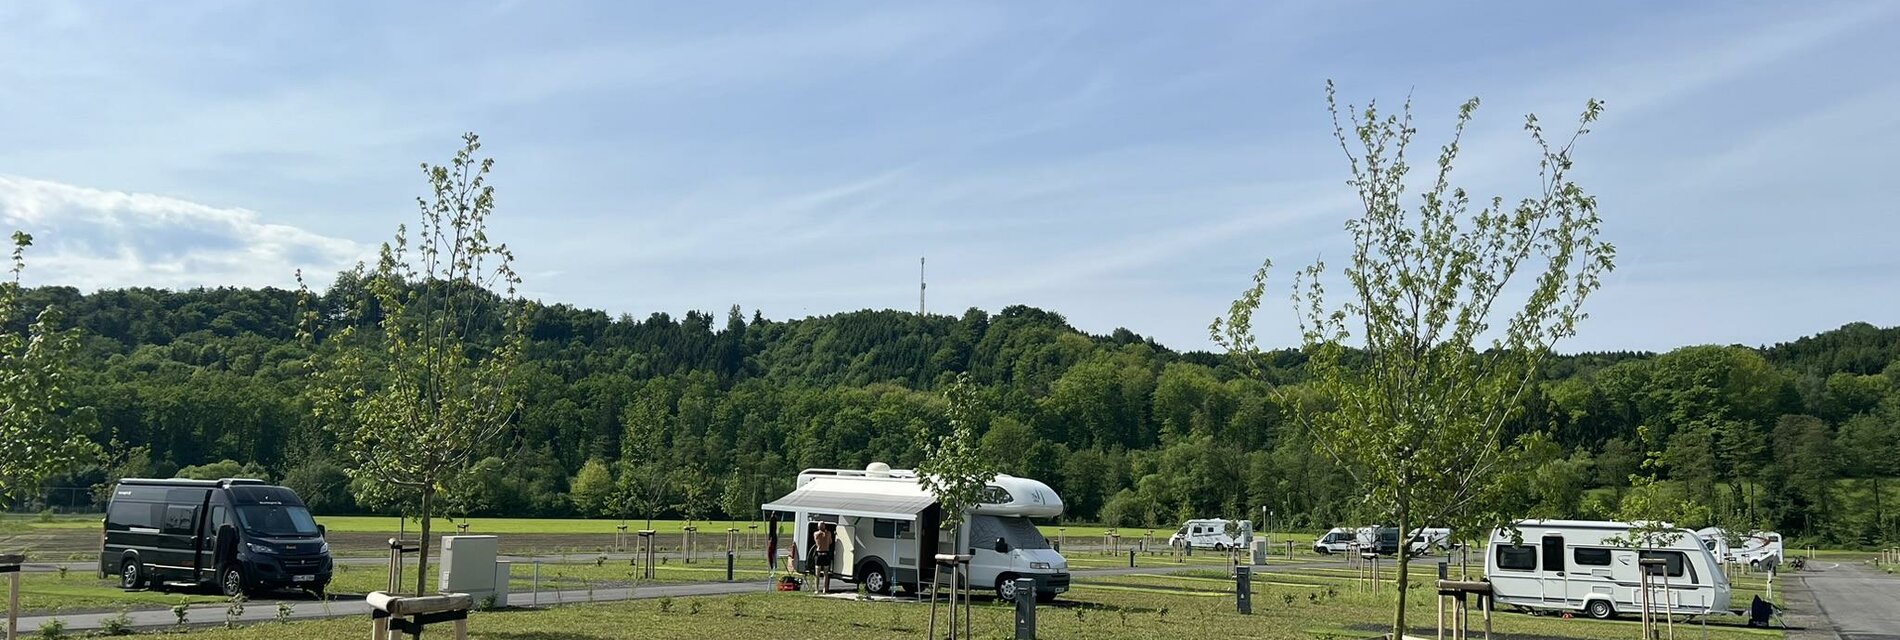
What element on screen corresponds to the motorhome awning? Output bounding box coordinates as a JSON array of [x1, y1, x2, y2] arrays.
[[761, 486, 934, 521]]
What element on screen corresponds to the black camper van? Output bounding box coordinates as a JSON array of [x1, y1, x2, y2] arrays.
[[100, 478, 332, 597]]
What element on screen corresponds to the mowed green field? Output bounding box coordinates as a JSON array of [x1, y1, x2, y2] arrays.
[[165, 568, 1785, 640]]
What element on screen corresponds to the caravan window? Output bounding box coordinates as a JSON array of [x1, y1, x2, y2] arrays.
[[1639, 550, 1689, 579], [1495, 545, 1537, 571], [970, 515, 1052, 550], [871, 519, 914, 540], [1574, 548, 1613, 566]]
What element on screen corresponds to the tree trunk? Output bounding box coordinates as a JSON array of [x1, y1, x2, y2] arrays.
[[1874, 477, 1884, 542], [417, 487, 434, 596], [1393, 493, 1410, 638]]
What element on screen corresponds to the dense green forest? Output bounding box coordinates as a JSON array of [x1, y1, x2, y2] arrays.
[[10, 283, 1900, 545]]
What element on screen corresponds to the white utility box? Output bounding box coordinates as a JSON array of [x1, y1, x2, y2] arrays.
[[1252, 539, 1268, 565], [438, 535, 501, 604], [492, 560, 511, 607]]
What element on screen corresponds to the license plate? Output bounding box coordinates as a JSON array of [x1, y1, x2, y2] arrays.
[[293, 575, 315, 582]]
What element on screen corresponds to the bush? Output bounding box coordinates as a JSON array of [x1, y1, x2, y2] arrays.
[[35, 618, 65, 639], [100, 609, 133, 635]]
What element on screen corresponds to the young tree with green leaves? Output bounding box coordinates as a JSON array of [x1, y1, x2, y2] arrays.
[[0, 232, 99, 510], [917, 372, 993, 638], [1213, 83, 1614, 635], [299, 133, 528, 595]]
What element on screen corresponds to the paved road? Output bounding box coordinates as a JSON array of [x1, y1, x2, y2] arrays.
[[1802, 562, 1900, 640], [10, 560, 1337, 633]]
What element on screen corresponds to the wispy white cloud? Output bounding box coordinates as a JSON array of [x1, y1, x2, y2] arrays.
[[0, 175, 365, 291]]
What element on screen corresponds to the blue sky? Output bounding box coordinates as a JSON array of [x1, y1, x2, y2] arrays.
[[1, 1, 1895, 352]]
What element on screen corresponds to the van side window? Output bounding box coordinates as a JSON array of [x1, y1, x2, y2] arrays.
[[107, 501, 157, 530], [1495, 544, 1537, 571], [163, 505, 198, 535], [1573, 548, 1613, 566]]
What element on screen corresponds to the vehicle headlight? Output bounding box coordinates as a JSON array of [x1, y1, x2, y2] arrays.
[[318, 541, 331, 554], [246, 542, 275, 555], [1030, 562, 1051, 570]]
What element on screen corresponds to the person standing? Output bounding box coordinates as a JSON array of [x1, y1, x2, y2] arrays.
[[812, 522, 837, 594]]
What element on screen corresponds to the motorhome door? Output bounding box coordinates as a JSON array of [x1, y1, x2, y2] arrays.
[[1539, 535, 1567, 604]]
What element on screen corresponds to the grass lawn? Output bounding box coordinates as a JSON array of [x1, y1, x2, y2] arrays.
[[166, 569, 1786, 640], [9, 572, 227, 615]]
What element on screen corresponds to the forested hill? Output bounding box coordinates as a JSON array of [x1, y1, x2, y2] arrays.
[[13, 284, 1900, 545]]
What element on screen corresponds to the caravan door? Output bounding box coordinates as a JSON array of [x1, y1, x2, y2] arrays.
[[1539, 535, 1568, 605]]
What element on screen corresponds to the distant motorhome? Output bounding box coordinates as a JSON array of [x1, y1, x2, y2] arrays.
[[1407, 527, 1456, 555], [1694, 528, 1784, 569], [1167, 518, 1252, 551], [1486, 520, 1731, 620], [100, 478, 332, 597], [763, 463, 1069, 602], [1313, 526, 1400, 555]]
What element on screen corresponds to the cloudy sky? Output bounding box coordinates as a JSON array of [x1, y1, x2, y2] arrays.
[[1, 1, 1895, 352]]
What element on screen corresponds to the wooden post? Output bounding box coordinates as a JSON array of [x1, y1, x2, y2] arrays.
[[5, 556, 22, 640]]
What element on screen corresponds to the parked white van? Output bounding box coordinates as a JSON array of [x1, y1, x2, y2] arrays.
[[1314, 526, 1379, 554], [763, 463, 1069, 602], [1168, 519, 1251, 551], [1486, 520, 1731, 620], [1694, 528, 1783, 568]]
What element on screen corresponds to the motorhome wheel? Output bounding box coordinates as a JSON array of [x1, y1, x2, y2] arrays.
[[119, 559, 144, 590], [220, 565, 247, 597], [1585, 599, 1615, 620], [995, 574, 1020, 601], [859, 561, 891, 595]]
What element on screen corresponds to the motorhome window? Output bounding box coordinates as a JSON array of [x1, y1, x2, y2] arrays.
[[1495, 545, 1537, 571], [979, 486, 1012, 504], [873, 519, 896, 539], [163, 506, 197, 534], [106, 501, 157, 530], [1540, 536, 1565, 572], [1573, 548, 1612, 566], [1639, 550, 1687, 578], [236, 504, 319, 537], [970, 515, 1052, 550], [896, 521, 913, 540]]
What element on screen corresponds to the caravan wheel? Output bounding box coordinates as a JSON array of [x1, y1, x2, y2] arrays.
[[1585, 600, 1615, 620]]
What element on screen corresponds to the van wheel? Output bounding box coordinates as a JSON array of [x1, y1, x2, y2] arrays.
[[220, 565, 248, 598], [995, 574, 1020, 601], [860, 561, 891, 595], [120, 560, 145, 590], [1585, 599, 1615, 620]]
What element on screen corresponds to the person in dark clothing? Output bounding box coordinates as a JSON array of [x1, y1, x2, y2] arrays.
[[812, 522, 837, 593]]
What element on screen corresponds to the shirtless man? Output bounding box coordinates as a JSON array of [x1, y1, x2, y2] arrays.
[[812, 522, 837, 593]]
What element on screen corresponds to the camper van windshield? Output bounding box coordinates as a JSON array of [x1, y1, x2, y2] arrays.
[[236, 505, 319, 537], [971, 515, 1052, 550]]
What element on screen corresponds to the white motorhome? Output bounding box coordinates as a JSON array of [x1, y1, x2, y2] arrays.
[[1486, 520, 1731, 620], [1314, 526, 1380, 555], [763, 463, 1069, 602], [1407, 527, 1456, 554], [1694, 528, 1784, 568], [1167, 519, 1252, 551]]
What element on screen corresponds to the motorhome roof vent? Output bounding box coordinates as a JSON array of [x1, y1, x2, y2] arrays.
[[865, 462, 892, 477]]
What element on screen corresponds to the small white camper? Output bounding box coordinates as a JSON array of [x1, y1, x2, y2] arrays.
[[1485, 520, 1731, 620], [763, 463, 1069, 602], [1167, 519, 1251, 550], [1314, 526, 1383, 554]]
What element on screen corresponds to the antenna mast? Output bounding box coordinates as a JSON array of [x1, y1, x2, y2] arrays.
[[919, 256, 927, 316]]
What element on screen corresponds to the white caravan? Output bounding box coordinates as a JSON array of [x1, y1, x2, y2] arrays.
[[1168, 519, 1252, 550], [763, 463, 1069, 602], [1486, 520, 1731, 620], [1694, 528, 1784, 568]]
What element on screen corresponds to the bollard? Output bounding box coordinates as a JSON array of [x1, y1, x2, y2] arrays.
[[727, 550, 736, 582], [1129, 549, 1136, 568], [1013, 577, 1038, 640], [1235, 565, 1253, 614], [3, 554, 23, 640]]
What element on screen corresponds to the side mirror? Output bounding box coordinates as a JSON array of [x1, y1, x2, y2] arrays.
[[993, 538, 1011, 553], [317, 524, 326, 537]]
